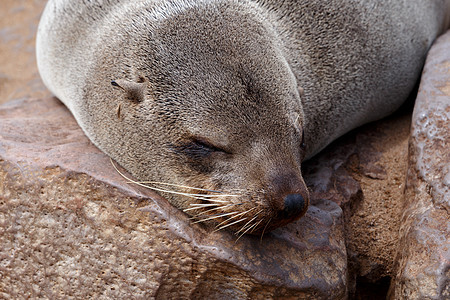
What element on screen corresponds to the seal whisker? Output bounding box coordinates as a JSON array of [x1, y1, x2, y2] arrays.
[[196, 197, 232, 203], [234, 213, 263, 241], [260, 217, 272, 242], [192, 211, 239, 224], [235, 216, 263, 242], [195, 203, 244, 216], [250, 218, 265, 234], [190, 197, 229, 203], [185, 203, 219, 208], [184, 202, 242, 213], [125, 181, 229, 194], [183, 204, 220, 212], [214, 217, 248, 232], [143, 185, 234, 199], [190, 193, 239, 198], [187, 203, 220, 207], [235, 210, 263, 235], [111, 159, 237, 199], [238, 207, 257, 217], [214, 207, 257, 230]]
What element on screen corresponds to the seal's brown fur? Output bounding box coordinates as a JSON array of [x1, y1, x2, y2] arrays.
[[36, 0, 450, 234]]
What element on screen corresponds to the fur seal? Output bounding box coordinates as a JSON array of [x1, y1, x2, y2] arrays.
[[36, 0, 450, 235]]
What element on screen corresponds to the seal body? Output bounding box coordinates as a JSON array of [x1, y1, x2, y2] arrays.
[[36, 0, 450, 234]]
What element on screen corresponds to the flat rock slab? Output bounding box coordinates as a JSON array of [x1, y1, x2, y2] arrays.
[[0, 97, 347, 298], [389, 30, 450, 300], [0, 0, 50, 104]]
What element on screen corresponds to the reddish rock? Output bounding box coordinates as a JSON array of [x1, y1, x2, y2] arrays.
[[389, 30, 450, 300], [302, 108, 410, 297], [0, 97, 347, 299], [0, 0, 50, 104]]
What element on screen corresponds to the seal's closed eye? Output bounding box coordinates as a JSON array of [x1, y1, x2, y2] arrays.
[[173, 138, 230, 160]]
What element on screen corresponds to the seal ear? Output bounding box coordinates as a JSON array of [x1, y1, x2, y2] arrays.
[[111, 79, 146, 103]]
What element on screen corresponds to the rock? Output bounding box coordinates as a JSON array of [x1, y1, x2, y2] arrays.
[[303, 137, 362, 208], [303, 108, 411, 298], [0, 97, 347, 299], [0, 0, 51, 104], [389, 30, 450, 300]]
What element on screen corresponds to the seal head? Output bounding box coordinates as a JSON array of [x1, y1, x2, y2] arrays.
[[101, 2, 310, 234]]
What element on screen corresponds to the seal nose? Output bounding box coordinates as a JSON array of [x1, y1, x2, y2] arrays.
[[281, 193, 307, 219]]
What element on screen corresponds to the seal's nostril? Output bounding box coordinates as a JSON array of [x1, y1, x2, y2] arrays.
[[282, 193, 307, 219]]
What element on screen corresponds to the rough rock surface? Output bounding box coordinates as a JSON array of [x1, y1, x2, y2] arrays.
[[0, 0, 50, 104], [388, 30, 450, 300], [302, 110, 411, 298], [0, 97, 348, 299]]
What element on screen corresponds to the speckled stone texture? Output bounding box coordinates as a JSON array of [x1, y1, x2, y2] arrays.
[[388, 30, 450, 300], [0, 97, 347, 299]]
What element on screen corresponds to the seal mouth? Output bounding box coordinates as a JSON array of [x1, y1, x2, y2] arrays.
[[111, 158, 309, 236], [185, 193, 267, 235], [248, 193, 310, 235], [185, 190, 310, 236]]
